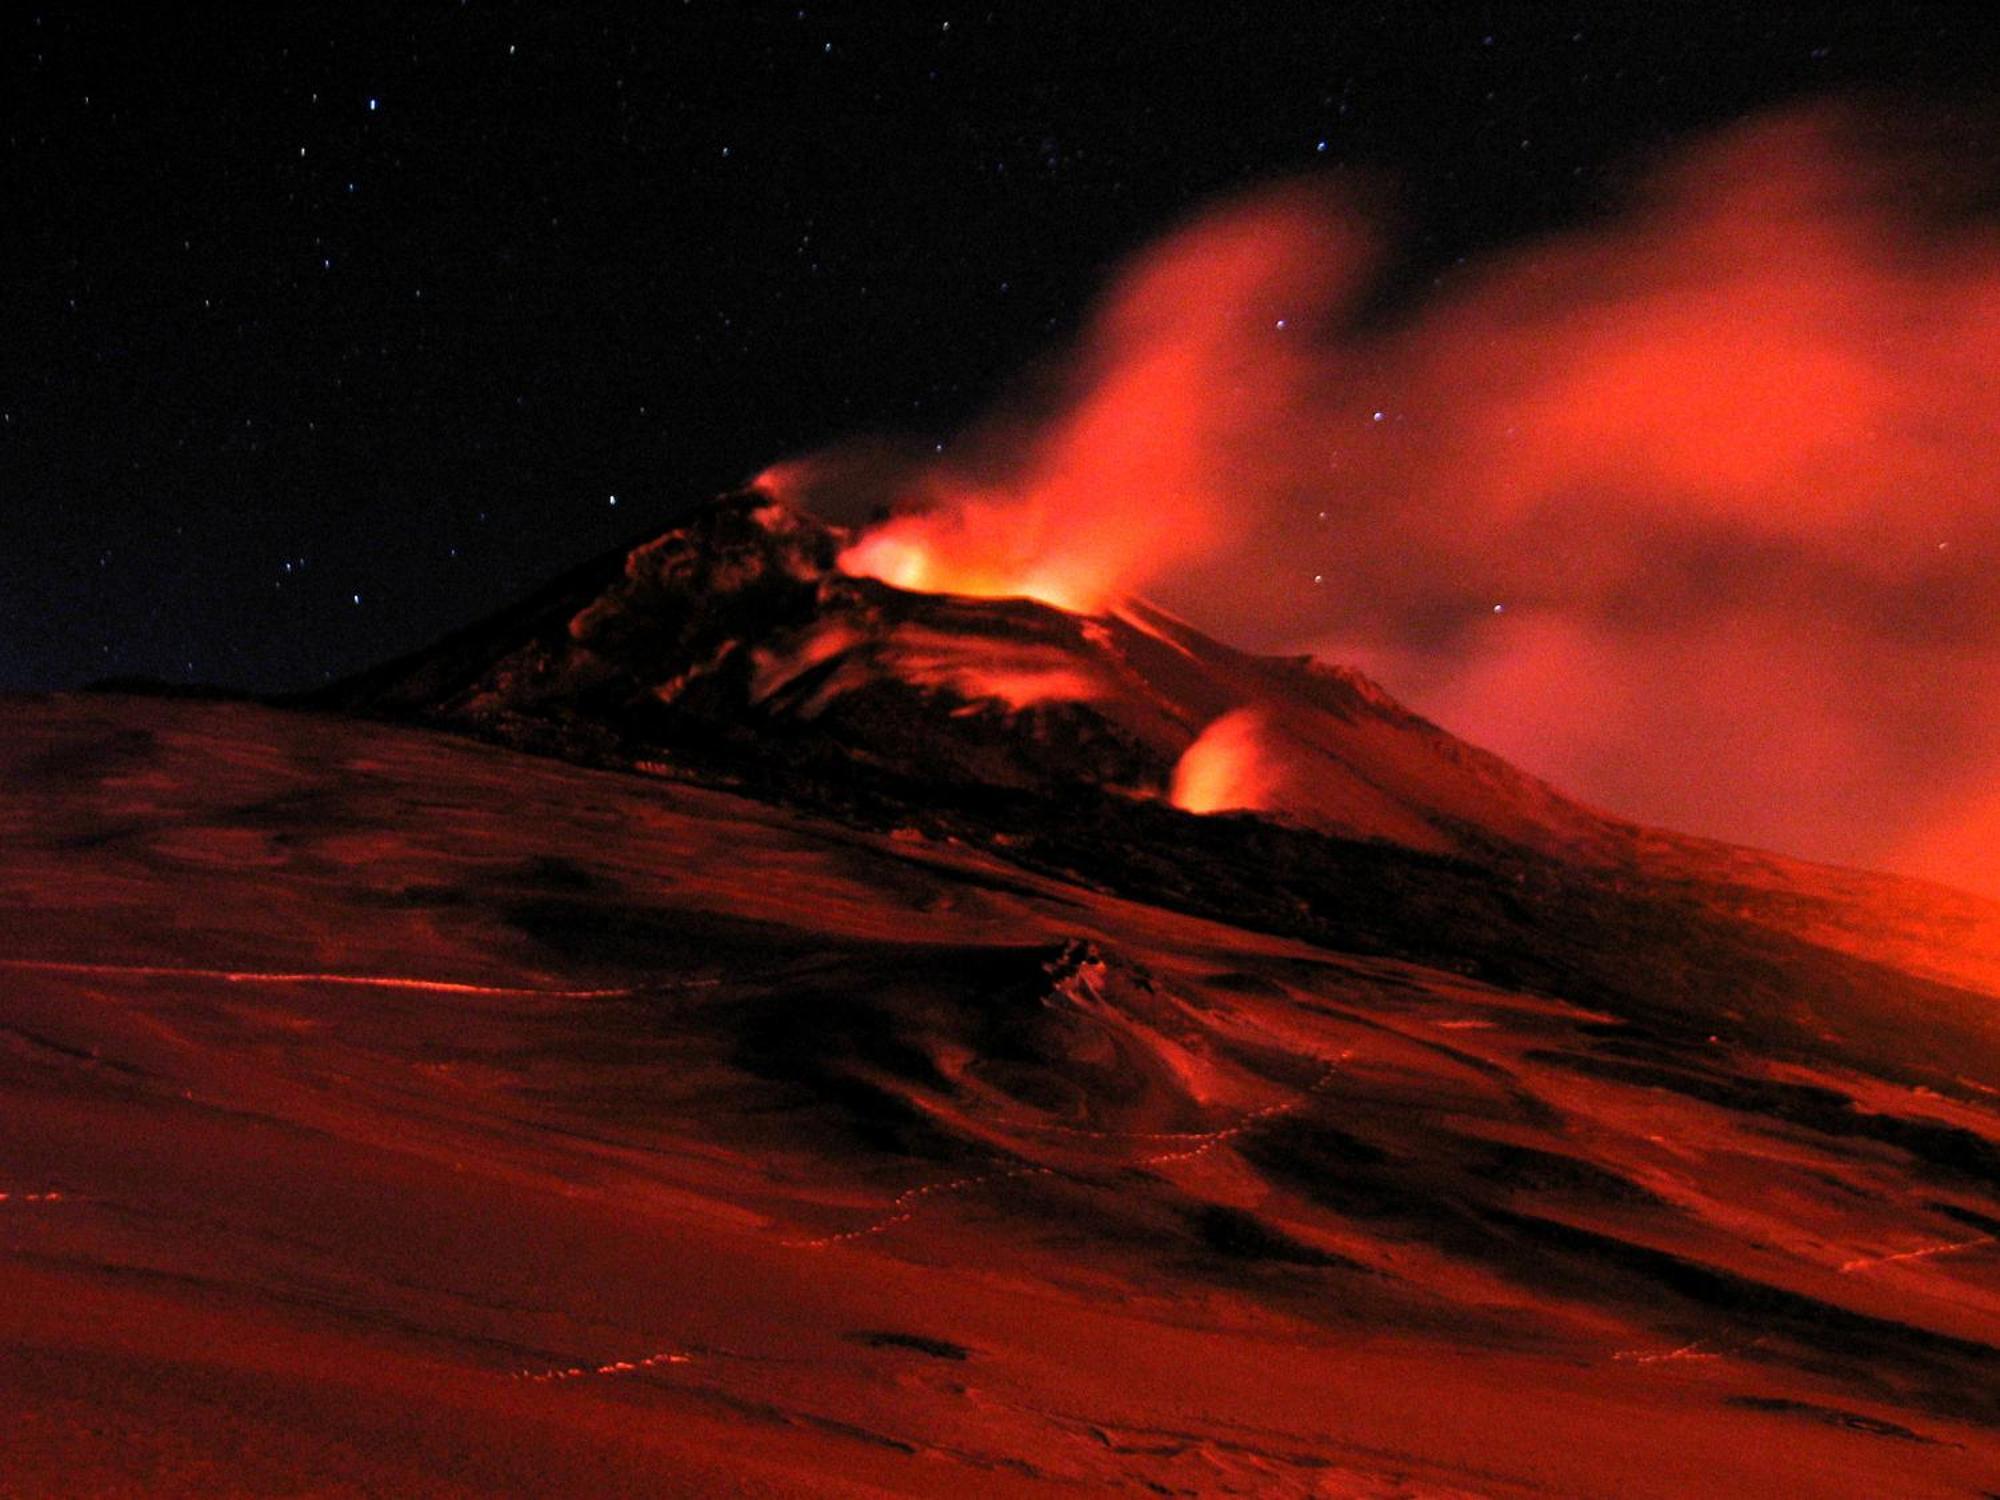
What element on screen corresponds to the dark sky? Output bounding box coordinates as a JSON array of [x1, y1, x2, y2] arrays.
[[5, 2, 1994, 693]]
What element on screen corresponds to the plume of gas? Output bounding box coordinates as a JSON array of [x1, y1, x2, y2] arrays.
[[813, 107, 2000, 896], [834, 186, 1376, 614]]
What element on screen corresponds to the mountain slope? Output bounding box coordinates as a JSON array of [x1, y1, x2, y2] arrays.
[[328, 490, 2000, 1080], [10, 489, 2000, 1493], [3, 693, 1998, 1496], [330, 490, 1623, 862]]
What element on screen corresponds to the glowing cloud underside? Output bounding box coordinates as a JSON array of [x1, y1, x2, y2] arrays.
[[812, 106, 2000, 897]]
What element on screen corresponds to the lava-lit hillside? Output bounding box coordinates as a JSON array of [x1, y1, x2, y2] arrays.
[[3, 499, 1999, 1495], [329, 491, 1620, 861]]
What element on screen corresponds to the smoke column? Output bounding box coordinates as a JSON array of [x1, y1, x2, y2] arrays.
[[813, 105, 2000, 899]]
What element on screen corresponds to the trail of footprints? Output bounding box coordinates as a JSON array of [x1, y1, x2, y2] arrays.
[[787, 1163, 1062, 1251], [1839, 1233, 1994, 1275], [789, 1053, 1352, 1251], [1133, 1056, 1349, 1167], [0, 956, 631, 1000], [512, 1349, 693, 1383]]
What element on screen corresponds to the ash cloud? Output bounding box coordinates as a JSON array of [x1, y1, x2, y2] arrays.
[[832, 105, 2000, 897]]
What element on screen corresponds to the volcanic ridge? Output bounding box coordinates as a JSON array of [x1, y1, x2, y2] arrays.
[[2, 490, 1998, 1496]]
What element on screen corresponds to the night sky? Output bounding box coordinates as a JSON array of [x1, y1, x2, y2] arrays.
[[6, 3, 1995, 694]]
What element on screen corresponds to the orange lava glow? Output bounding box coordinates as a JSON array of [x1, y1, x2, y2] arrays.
[[942, 666, 1102, 711], [816, 106, 2000, 897], [834, 187, 1369, 615], [837, 513, 1101, 615], [878, 623, 1105, 710], [1169, 709, 1285, 815]]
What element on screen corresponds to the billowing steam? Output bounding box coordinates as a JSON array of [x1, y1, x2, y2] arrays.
[[831, 186, 1371, 614], [779, 106, 2000, 898]]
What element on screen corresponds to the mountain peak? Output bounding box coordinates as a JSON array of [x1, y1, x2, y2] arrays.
[[331, 488, 1624, 861]]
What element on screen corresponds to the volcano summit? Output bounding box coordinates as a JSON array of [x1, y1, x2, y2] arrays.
[[335, 491, 1621, 861], [3, 492, 1999, 1496]]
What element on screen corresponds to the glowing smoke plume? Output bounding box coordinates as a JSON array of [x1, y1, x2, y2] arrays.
[[833, 186, 1373, 614], [809, 105, 2000, 898]]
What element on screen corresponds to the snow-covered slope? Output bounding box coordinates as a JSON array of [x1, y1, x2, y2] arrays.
[[11, 493, 2000, 1494], [4, 695, 1998, 1496]]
